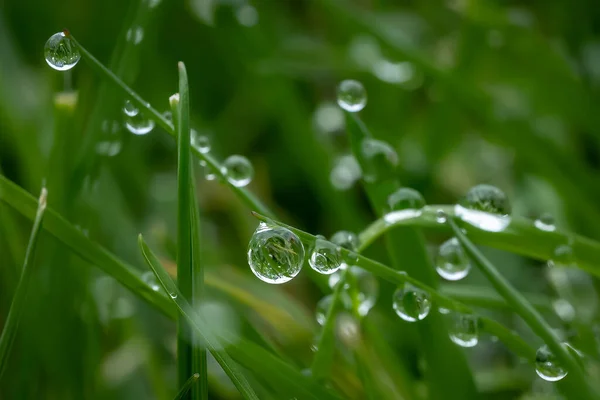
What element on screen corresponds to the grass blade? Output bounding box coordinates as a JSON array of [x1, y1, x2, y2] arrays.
[[448, 218, 596, 399], [0, 187, 47, 379], [174, 373, 200, 400]]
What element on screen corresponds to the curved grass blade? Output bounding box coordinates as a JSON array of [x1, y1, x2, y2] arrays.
[[0, 187, 47, 379], [448, 218, 596, 400], [174, 373, 200, 400]]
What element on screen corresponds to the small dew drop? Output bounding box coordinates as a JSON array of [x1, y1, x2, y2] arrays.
[[336, 80, 367, 112], [535, 344, 568, 382], [330, 230, 359, 252], [435, 237, 471, 281], [342, 266, 379, 317], [360, 138, 399, 183], [455, 184, 511, 232], [163, 111, 173, 122], [392, 283, 431, 322], [336, 313, 361, 348], [236, 4, 258, 27], [534, 213, 556, 232], [141, 271, 161, 292], [316, 295, 333, 325], [435, 210, 448, 224], [44, 32, 81, 71], [123, 100, 139, 117], [169, 292, 178, 299], [96, 120, 122, 157], [387, 187, 425, 211], [438, 306, 451, 314], [448, 312, 479, 347], [309, 239, 342, 275], [330, 155, 362, 191], [191, 129, 211, 154], [222, 155, 254, 187], [247, 223, 305, 284], [126, 26, 144, 45], [125, 113, 155, 135]]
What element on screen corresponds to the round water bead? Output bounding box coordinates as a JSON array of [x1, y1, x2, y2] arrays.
[[342, 266, 379, 317], [387, 187, 425, 211], [247, 223, 305, 284], [336, 80, 367, 112], [163, 111, 173, 122], [535, 345, 568, 382], [534, 213, 555, 232], [44, 32, 80, 71], [448, 312, 479, 347], [125, 113, 155, 135], [191, 130, 211, 154], [316, 295, 333, 325], [330, 230, 359, 252], [222, 155, 254, 187], [455, 184, 511, 232], [392, 283, 431, 322], [142, 271, 160, 292], [435, 237, 471, 281], [360, 138, 399, 183], [309, 238, 342, 275], [199, 160, 217, 181], [123, 100, 139, 117], [435, 210, 448, 224]]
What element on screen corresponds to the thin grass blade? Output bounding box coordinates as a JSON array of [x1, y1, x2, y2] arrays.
[[174, 373, 200, 400]]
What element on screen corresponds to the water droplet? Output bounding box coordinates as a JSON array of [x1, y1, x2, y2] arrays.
[[330, 231, 359, 252], [309, 239, 342, 275], [330, 155, 361, 191], [126, 26, 144, 45], [236, 4, 258, 27], [552, 298, 576, 322], [448, 312, 479, 347], [199, 161, 217, 181], [191, 130, 211, 154], [125, 113, 155, 135], [534, 213, 556, 232], [535, 345, 568, 381], [342, 266, 379, 317], [170, 292, 178, 299], [435, 237, 471, 281], [438, 306, 451, 314], [123, 100, 139, 117], [392, 283, 431, 322], [44, 32, 80, 71], [550, 244, 574, 266], [455, 185, 511, 232], [222, 155, 254, 187], [387, 187, 425, 211], [163, 111, 173, 122], [96, 120, 122, 157], [336, 80, 367, 112], [316, 295, 333, 325], [372, 60, 415, 85], [247, 223, 305, 284], [336, 313, 360, 348], [142, 271, 161, 292], [383, 209, 422, 225], [360, 138, 399, 183], [435, 210, 448, 223]]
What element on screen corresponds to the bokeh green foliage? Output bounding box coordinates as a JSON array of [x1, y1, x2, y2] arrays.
[[1, 0, 600, 399]]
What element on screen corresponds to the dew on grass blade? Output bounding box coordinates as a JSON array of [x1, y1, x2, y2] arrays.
[[163, 111, 172, 122], [392, 283, 431, 322], [336, 313, 360, 348], [436, 210, 448, 223], [247, 223, 305, 284], [222, 155, 254, 187], [387, 187, 425, 211], [191, 129, 211, 153], [45, 32, 80, 71], [336, 80, 367, 112], [309, 238, 342, 275], [342, 266, 379, 317], [435, 237, 471, 281], [330, 230, 359, 252], [455, 184, 511, 232], [330, 155, 361, 190], [535, 344, 568, 382], [448, 312, 479, 347], [360, 138, 399, 183], [534, 213, 556, 232], [141, 271, 161, 292], [316, 295, 333, 325], [123, 100, 139, 117], [96, 120, 122, 157], [125, 112, 155, 135], [169, 292, 178, 299]]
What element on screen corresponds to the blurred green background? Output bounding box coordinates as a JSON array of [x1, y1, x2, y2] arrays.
[[1, 0, 600, 399]]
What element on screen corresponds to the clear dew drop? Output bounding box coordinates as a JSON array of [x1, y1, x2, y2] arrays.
[[330, 230, 359, 252], [387, 187, 425, 211], [191, 129, 211, 154], [163, 111, 173, 122], [330, 155, 362, 191], [392, 283, 431, 322], [141, 271, 161, 292], [123, 100, 139, 117], [360, 138, 399, 183], [222, 155, 254, 187], [341, 266, 379, 317], [534, 213, 556, 232], [448, 312, 479, 347], [455, 184, 511, 232], [169, 292, 178, 299], [309, 239, 342, 275], [125, 112, 155, 135], [435, 237, 471, 281], [535, 344, 568, 382], [435, 209, 448, 224], [336, 80, 367, 112], [316, 295, 333, 325], [247, 223, 305, 284], [44, 32, 81, 71]]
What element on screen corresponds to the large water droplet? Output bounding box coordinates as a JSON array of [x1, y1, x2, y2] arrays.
[[448, 312, 479, 347], [435, 237, 471, 281], [309, 238, 342, 275], [387, 187, 425, 211], [316, 295, 333, 325], [247, 223, 305, 284], [342, 266, 379, 317], [360, 138, 399, 183], [455, 184, 511, 232], [123, 100, 139, 117], [191, 130, 211, 154], [125, 113, 155, 135], [330, 230, 359, 252], [336, 80, 367, 112], [44, 32, 80, 71], [222, 155, 254, 187], [142, 271, 161, 292], [535, 345, 568, 382], [392, 283, 431, 322], [534, 213, 556, 232]]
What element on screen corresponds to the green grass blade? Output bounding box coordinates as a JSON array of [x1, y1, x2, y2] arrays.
[[68, 33, 273, 218], [448, 218, 596, 399], [0, 187, 47, 379], [174, 373, 200, 400]]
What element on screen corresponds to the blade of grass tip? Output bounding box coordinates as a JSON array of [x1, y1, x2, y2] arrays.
[[174, 373, 200, 400], [448, 218, 596, 400], [138, 234, 259, 400], [0, 187, 47, 379], [68, 33, 273, 218]]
